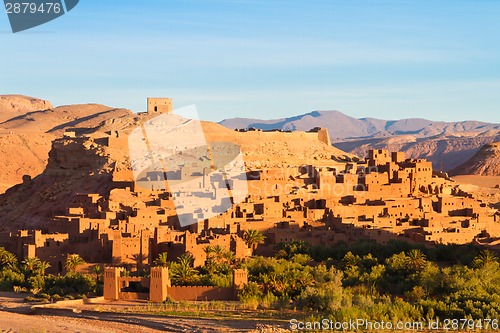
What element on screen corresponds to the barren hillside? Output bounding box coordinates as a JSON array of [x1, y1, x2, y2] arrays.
[[0, 95, 53, 122], [0, 95, 132, 193], [450, 142, 500, 176]]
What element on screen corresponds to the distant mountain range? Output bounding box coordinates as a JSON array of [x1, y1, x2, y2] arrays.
[[219, 110, 500, 172], [220, 110, 500, 140]]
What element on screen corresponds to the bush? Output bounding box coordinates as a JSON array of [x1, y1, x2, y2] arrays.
[[0, 269, 25, 291], [241, 296, 260, 310], [24, 295, 49, 303], [44, 272, 96, 297], [297, 280, 345, 313], [260, 292, 278, 309], [238, 281, 263, 301]]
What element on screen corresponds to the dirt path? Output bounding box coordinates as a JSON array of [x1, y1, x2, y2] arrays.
[[0, 309, 290, 333], [0, 310, 158, 333]]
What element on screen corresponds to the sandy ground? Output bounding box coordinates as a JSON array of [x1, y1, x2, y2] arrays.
[[0, 293, 290, 333], [0, 311, 288, 333], [452, 175, 500, 188], [451, 175, 500, 209], [0, 311, 158, 333]]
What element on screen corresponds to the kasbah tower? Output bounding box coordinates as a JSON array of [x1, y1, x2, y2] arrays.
[[147, 97, 173, 113]]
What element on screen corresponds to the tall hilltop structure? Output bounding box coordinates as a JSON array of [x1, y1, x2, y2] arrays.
[[147, 97, 173, 114], [0, 98, 499, 280]]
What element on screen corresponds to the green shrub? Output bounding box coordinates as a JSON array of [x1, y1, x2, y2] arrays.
[[44, 272, 96, 297]]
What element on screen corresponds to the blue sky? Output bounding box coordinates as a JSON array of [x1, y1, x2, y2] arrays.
[[1, 0, 500, 122]]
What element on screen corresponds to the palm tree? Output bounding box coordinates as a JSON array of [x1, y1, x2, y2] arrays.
[[296, 270, 314, 289], [204, 244, 236, 275], [37, 261, 51, 276], [264, 272, 287, 296], [92, 265, 102, 282], [473, 250, 498, 268], [211, 245, 234, 264], [342, 251, 361, 269], [222, 248, 236, 264], [406, 249, 427, 272], [154, 252, 169, 267], [22, 257, 41, 276], [0, 248, 18, 270], [212, 245, 226, 262], [65, 254, 86, 273], [171, 253, 198, 286], [243, 229, 266, 254]]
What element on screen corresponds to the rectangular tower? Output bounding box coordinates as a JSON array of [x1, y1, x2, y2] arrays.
[[103, 267, 123, 300], [147, 98, 173, 113], [149, 267, 170, 302]]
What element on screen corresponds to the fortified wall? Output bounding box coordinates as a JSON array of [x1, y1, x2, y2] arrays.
[[103, 267, 247, 302]]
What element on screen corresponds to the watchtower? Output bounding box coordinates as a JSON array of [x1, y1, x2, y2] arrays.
[[103, 267, 123, 300], [147, 98, 173, 114], [233, 268, 248, 288], [149, 267, 170, 302]]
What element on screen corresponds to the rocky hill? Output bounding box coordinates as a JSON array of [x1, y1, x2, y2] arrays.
[[0, 95, 53, 121], [0, 95, 132, 193], [450, 142, 500, 176], [0, 136, 116, 231], [1, 103, 131, 135], [220, 110, 500, 171]]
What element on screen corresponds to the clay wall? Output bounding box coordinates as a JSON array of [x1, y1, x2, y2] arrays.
[[426, 230, 478, 245], [317, 172, 337, 189], [362, 172, 389, 185], [73, 239, 108, 263], [385, 199, 421, 218], [438, 196, 480, 215], [419, 197, 433, 213], [364, 182, 411, 197], [166, 286, 236, 301], [368, 149, 391, 166], [111, 230, 150, 267], [215, 129, 332, 150], [237, 220, 282, 232], [391, 151, 406, 163], [155, 227, 185, 244], [316, 181, 357, 198]]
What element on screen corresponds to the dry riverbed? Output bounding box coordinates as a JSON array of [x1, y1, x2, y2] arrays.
[[0, 293, 290, 333]]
